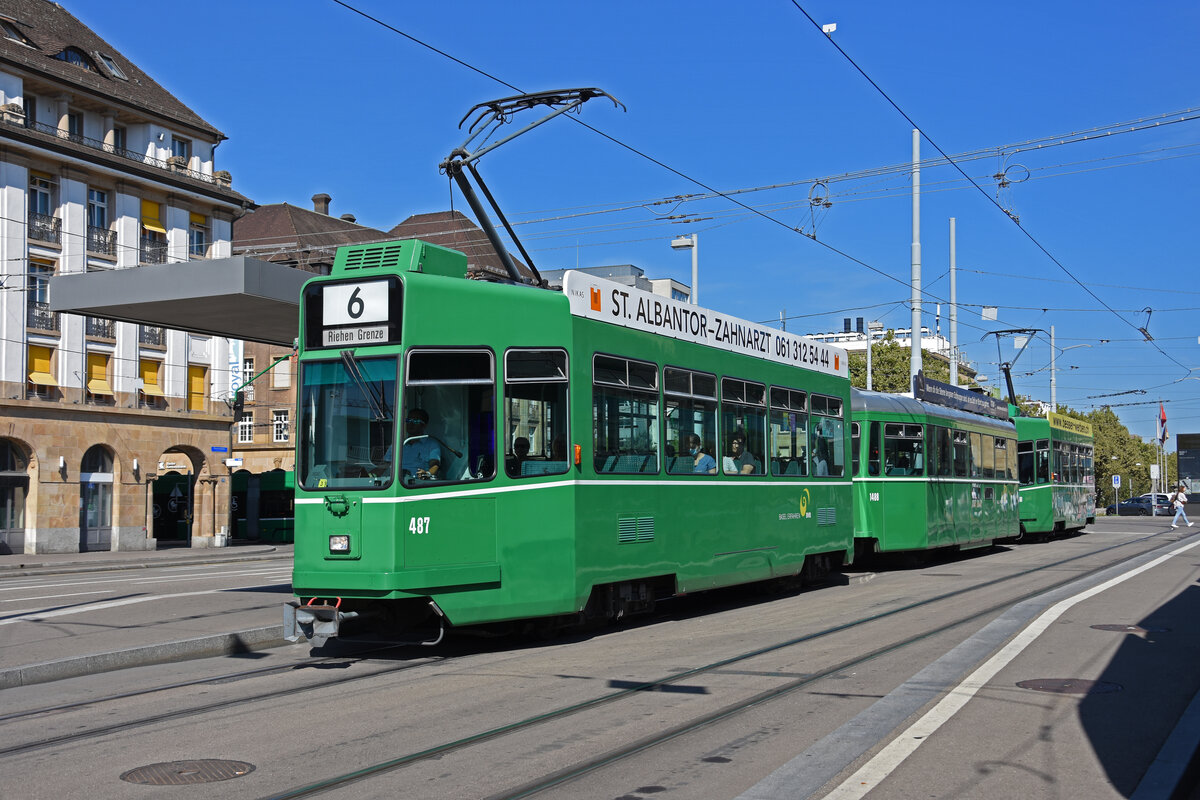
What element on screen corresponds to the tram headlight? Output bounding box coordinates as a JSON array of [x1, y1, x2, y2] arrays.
[[329, 534, 351, 553]]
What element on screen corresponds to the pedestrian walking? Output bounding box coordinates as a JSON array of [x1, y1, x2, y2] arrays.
[[1170, 483, 1193, 528]]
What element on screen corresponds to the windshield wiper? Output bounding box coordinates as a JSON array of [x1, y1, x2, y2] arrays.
[[340, 350, 391, 421]]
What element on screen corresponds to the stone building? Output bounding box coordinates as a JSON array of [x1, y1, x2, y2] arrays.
[[0, 1, 251, 553]]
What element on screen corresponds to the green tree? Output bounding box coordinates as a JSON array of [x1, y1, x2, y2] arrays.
[[1086, 406, 1171, 508], [847, 332, 962, 392]]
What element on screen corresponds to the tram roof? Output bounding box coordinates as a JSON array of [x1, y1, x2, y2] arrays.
[[48, 256, 309, 346], [851, 388, 1016, 432]]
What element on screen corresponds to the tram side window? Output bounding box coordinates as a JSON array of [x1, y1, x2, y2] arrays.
[[952, 430, 970, 478], [504, 349, 568, 478], [1083, 445, 1093, 485], [884, 423, 923, 476], [721, 377, 766, 475], [809, 394, 845, 477], [979, 434, 995, 480], [298, 355, 397, 490], [1017, 440, 1035, 485], [593, 354, 659, 474], [969, 433, 983, 479], [851, 422, 860, 477], [1035, 439, 1050, 484], [664, 367, 717, 475], [869, 421, 882, 476], [402, 349, 495, 487], [1052, 442, 1064, 484], [1008, 438, 1019, 481], [930, 426, 953, 477], [769, 386, 808, 477]]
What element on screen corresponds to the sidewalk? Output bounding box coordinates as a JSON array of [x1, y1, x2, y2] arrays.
[[0, 540, 293, 576], [0, 540, 298, 689]]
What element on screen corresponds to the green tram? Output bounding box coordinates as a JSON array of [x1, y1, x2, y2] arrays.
[[286, 239, 855, 644], [1013, 411, 1096, 535], [849, 379, 1020, 559]]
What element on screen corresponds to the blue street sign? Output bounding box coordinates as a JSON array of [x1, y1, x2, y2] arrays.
[[1112, 474, 1121, 489], [211, 446, 229, 453]]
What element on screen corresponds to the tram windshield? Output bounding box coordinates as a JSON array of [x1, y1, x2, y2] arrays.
[[298, 356, 397, 490]]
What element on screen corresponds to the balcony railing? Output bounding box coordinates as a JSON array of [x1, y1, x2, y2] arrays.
[[140, 237, 167, 265], [18, 118, 231, 188], [138, 325, 166, 346], [27, 300, 59, 332], [85, 316, 115, 338], [28, 212, 60, 244], [87, 226, 117, 255]]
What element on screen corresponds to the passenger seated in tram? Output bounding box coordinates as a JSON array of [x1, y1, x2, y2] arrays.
[[687, 433, 716, 474], [814, 440, 830, 476], [505, 436, 531, 477], [725, 432, 761, 475]]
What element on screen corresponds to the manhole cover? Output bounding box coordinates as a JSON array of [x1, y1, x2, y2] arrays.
[[120, 759, 255, 785], [1091, 624, 1170, 634], [1016, 678, 1122, 695]]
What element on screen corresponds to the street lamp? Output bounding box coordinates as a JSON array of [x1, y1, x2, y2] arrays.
[[670, 234, 698, 306], [866, 320, 883, 391]]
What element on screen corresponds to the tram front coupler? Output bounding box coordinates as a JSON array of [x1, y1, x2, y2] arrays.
[[284, 598, 357, 647]]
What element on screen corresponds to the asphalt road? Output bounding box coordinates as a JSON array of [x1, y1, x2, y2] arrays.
[[0, 521, 1198, 799]]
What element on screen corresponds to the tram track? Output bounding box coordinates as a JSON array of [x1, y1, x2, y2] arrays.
[[0, 645, 445, 758], [257, 528, 1190, 799]]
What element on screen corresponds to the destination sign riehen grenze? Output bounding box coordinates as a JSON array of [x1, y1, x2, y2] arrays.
[[322, 280, 389, 346]]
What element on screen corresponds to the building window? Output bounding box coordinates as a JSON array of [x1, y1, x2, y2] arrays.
[[97, 52, 126, 80], [187, 366, 207, 412], [188, 214, 208, 258], [66, 111, 82, 141], [54, 47, 97, 72], [171, 137, 191, 162], [242, 358, 255, 400], [0, 19, 32, 46], [237, 413, 254, 444], [27, 344, 57, 399], [23, 94, 35, 128], [26, 260, 57, 332], [86, 189, 116, 255], [140, 199, 167, 264], [139, 359, 165, 408], [273, 409, 290, 443], [112, 125, 126, 153], [85, 352, 114, 404]]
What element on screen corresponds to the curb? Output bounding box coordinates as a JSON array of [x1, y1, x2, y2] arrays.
[[0, 625, 296, 690], [0, 548, 289, 577]]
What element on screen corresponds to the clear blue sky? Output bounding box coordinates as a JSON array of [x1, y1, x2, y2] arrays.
[[90, 0, 1200, 444]]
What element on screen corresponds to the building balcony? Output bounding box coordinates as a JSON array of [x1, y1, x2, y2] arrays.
[[28, 212, 60, 244], [139, 325, 166, 347], [140, 237, 168, 265], [85, 316, 115, 338], [87, 226, 117, 256], [27, 300, 59, 332], [19, 118, 231, 188]]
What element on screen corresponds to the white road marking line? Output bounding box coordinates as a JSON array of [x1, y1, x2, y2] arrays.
[[2, 590, 113, 603], [0, 582, 293, 624], [821, 537, 1200, 799]]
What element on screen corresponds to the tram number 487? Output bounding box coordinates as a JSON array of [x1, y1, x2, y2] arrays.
[[409, 516, 432, 535]]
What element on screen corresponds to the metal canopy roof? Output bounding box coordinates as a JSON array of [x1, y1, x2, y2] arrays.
[[49, 256, 309, 346]]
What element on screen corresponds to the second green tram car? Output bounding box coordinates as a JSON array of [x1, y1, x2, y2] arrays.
[[1013, 411, 1096, 535], [850, 387, 1020, 557], [286, 239, 856, 644]]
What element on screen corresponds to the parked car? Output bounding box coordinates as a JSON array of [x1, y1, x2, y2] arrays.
[[1106, 496, 1172, 516]]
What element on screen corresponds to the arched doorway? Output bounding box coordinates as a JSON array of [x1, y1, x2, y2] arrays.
[[0, 439, 30, 554], [151, 447, 203, 544], [80, 445, 114, 551]]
